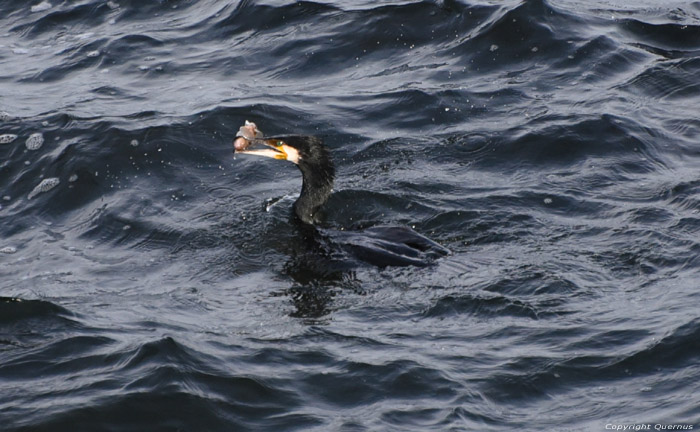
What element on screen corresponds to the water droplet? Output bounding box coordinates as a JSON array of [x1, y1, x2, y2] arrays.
[[28, 177, 59, 199], [25, 132, 44, 150], [0, 134, 18, 144]]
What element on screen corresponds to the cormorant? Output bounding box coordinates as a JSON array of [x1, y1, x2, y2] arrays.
[[234, 121, 449, 267]]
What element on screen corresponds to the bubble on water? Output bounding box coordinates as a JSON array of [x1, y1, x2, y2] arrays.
[[544, 197, 553, 204], [28, 177, 59, 199], [30, 1, 52, 12], [1, 246, 17, 254], [490, 44, 499, 52], [0, 134, 18, 144], [68, 174, 78, 182], [25, 132, 44, 150], [41, 121, 49, 127], [130, 139, 139, 147]]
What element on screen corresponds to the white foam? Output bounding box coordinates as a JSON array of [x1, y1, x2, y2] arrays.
[[31, 1, 52, 12], [0, 111, 10, 121], [68, 174, 78, 182], [25, 132, 44, 150], [0, 246, 17, 254], [0, 134, 17, 144], [28, 177, 59, 199]]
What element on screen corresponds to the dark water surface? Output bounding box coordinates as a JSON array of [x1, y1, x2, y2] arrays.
[[1, 0, 699, 430]]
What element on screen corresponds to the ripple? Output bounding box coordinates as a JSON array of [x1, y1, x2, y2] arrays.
[[617, 58, 700, 100], [0, 297, 72, 324]]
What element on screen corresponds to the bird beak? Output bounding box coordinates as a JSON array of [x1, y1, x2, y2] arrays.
[[234, 138, 289, 160]]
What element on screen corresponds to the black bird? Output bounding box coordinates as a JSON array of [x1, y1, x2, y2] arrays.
[[234, 122, 449, 267]]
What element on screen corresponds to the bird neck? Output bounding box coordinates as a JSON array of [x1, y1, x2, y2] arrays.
[[294, 159, 334, 225]]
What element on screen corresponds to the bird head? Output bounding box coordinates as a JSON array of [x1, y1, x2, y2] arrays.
[[234, 123, 335, 224]]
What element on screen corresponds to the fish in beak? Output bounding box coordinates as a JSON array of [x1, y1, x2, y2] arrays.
[[233, 121, 300, 164]]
